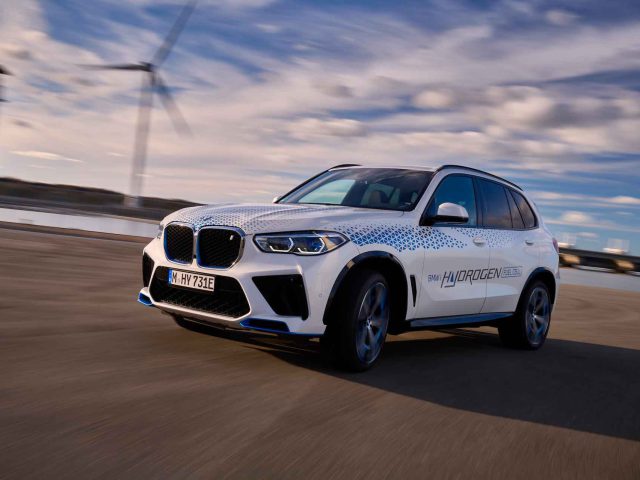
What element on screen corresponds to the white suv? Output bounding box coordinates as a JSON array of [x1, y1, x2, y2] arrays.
[[139, 165, 559, 371]]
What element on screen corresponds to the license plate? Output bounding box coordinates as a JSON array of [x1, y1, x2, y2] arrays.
[[168, 269, 215, 292]]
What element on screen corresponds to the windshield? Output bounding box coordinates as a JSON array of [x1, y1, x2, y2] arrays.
[[279, 168, 433, 211]]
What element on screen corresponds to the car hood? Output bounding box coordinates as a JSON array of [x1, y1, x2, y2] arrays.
[[165, 203, 405, 235]]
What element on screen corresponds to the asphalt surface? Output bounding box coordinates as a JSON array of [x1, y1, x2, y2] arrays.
[[1, 226, 639, 479]]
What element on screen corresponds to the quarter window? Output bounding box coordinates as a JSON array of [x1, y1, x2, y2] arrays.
[[506, 189, 525, 229], [478, 179, 512, 229], [510, 190, 537, 229], [427, 175, 477, 226]]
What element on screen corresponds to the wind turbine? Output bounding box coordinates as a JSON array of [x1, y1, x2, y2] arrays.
[[83, 0, 196, 207], [0, 65, 11, 131]]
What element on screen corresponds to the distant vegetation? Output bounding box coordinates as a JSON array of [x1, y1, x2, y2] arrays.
[[0, 177, 198, 220]]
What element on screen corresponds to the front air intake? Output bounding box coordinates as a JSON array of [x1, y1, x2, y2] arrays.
[[252, 275, 309, 319], [164, 223, 194, 264]]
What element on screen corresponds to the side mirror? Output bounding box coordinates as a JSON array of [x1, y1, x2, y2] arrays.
[[272, 196, 281, 204], [423, 202, 469, 225]]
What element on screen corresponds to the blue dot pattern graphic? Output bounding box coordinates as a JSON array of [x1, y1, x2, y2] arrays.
[[453, 228, 518, 248], [167, 204, 520, 253], [334, 223, 466, 252], [171, 204, 340, 233]]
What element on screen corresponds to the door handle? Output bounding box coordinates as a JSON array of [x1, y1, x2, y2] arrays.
[[473, 237, 486, 246], [525, 239, 534, 246]]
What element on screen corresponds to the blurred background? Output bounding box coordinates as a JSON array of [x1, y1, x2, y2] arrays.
[[0, 0, 638, 254]]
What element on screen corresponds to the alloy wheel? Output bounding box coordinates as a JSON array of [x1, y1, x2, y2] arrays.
[[526, 286, 550, 346], [355, 282, 389, 364]]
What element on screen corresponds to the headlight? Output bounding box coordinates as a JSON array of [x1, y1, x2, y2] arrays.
[[254, 231, 348, 255], [156, 223, 164, 239]]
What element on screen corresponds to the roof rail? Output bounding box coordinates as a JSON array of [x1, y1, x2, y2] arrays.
[[329, 163, 361, 170], [436, 165, 522, 191]]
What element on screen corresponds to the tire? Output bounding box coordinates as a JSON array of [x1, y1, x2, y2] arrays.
[[498, 280, 551, 349], [324, 269, 391, 371]]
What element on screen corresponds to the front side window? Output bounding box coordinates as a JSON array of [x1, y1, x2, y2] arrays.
[[280, 168, 432, 211], [478, 179, 512, 229], [426, 175, 477, 226]]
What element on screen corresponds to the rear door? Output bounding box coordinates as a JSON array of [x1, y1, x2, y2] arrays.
[[476, 178, 539, 313], [417, 174, 490, 318]]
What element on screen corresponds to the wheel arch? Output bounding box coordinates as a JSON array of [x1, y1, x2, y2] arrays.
[[523, 267, 557, 306], [323, 251, 409, 334]]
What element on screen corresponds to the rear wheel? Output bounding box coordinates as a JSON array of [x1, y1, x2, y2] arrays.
[[325, 269, 390, 371], [498, 280, 551, 349]]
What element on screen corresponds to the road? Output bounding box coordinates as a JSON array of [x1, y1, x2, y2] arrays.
[[1, 226, 639, 479]]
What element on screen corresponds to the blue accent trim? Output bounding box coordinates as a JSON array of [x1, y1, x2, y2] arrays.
[[239, 319, 319, 337], [409, 312, 512, 329], [138, 292, 154, 307]]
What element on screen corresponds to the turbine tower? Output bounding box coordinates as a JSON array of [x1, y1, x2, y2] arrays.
[[0, 66, 11, 131], [83, 0, 196, 207]]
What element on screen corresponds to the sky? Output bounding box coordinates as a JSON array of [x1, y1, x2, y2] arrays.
[[0, 0, 639, 253]]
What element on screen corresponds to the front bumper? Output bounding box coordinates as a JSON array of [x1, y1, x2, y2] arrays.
[[139, 232, 359, 336]]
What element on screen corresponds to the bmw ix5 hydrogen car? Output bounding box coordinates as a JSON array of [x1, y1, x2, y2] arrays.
[[139, 165, 559, 371]]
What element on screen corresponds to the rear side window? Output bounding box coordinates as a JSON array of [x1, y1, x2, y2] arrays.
[[510, 190, 537, 229], [478, 179, 511, 229]]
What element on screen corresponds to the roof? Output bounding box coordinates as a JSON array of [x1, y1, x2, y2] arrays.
[[329, 164, 437, 172]]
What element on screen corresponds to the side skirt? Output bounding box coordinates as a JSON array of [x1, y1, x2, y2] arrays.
[[408, 312, 512, 330]]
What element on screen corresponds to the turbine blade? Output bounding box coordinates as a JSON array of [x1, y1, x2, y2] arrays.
[[79, 63, 146, 71], [154, 73, 191, 136], [152, 0, 197, 66]]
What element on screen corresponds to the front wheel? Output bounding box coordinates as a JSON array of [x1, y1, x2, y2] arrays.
[[498, 281, 551, 349], [325, 269, 390, 371]]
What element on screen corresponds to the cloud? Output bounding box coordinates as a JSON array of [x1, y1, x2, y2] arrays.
[[11, 150, 84, 163], [255, 23, 282, 34], [531, 192, 640, 209], [121, 0, 278, 8], [289, 118, 368, 139], [608, 196, 640, 206], [1, 43, 32, 60], [12, 119, 33, 128], [545, 9, 579, 26], [315, 82, 354, 98], [560, 211, 594, 224], [413, 88, 458, 109]]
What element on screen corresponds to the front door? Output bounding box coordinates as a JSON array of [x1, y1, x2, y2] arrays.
[[417, 174, 490, 318]]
